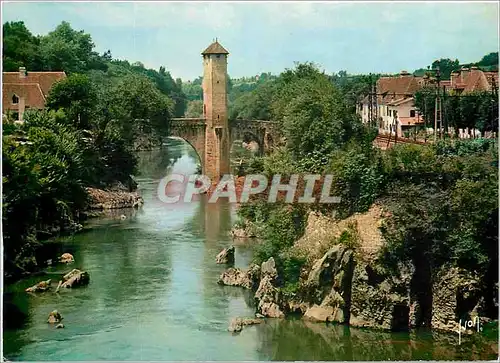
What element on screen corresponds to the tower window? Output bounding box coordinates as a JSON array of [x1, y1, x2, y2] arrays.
[[12, 94, 19, 104], [410, 109, 416, 117], [218, 115, 219, 119], [217, 80, 219, 84]]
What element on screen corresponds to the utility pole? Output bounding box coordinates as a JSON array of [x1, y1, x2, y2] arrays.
[[434, 67, 442, 142], [367, 75, 378, 128], [367, 74, 373, 127], [442, 85, 447, 139]]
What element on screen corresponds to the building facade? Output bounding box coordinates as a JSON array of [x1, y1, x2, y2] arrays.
[[2, 67, 66, 122], [358, 71, 424, 137]]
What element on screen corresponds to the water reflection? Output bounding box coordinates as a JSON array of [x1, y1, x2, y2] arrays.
[[3, 139, 498, 361]]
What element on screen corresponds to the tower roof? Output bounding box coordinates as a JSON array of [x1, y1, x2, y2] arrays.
[[202, 40, 229, 55]]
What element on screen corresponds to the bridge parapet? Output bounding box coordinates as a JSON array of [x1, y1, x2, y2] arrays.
[[171, 117, 206, 126]]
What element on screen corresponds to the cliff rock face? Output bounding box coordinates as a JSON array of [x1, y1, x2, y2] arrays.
[[349, 262, 412, 330], [225, 209, 497, 333], [431, 266, 483, 332], [303, 245, 355, 323]]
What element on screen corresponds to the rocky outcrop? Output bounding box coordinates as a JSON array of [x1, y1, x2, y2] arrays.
[[216, 246, 235, 264], [56, 323, 65, 329], [254, 258, 285, 318], [60, 269, 90, 288], [349, 262, 411, 331], [222, 210, 497, 334], [86, 187, 143, 210], [218, 264, 260, 289], [228, 317, 263, 333], [303, 245, 355, 324], [291, 206, 386, 265], [47, 310, 62, 324], [59, 253, 74, 264], [25, 279, 51, 293], [431, 266, 483, 332]]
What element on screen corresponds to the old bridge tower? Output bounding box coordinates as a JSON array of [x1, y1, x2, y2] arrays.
[[202, 40, 230, 179]]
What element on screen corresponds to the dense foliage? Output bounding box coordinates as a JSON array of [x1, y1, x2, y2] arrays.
[[2, 21, 180, 278], [414, 87, 498, 135]]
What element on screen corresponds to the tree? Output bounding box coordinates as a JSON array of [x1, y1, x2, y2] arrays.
[[46, 74, 97, 130], [272, 63, 363, 159], [2, 21, 43, 71], [185, 100, 204, 118], [38, 21, 105, 73], [105, 74, 174, 143], [431, 58, 460, 80], [476, 52, 499, 68]]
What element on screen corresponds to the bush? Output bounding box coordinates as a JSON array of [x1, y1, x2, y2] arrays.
[[253, 204, 306, 265]]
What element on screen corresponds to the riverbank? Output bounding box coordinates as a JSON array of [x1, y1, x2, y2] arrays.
[[224, 206, 499, 336], [4, 185, 144, 284]]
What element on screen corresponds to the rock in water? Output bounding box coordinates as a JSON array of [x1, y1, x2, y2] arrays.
[[56, 323, 64, 329], [228, 317, 263, 333], [216, 246, 235, 264], [228, 318, 243, 333], [59, 253, 74, 264], [61, 269, 90, 288], [47, 310, 62, 324], [254, 258, 285, 318], [25, 279, 51, 293], [218, 264, 261, 289]]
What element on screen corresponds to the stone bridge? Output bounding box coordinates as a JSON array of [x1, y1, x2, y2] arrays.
[[169, 117, 280, 172]]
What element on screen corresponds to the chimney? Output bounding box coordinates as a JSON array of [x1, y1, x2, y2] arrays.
[[461, 67, 470, 80], [400, 70, 410, 77], [19, 66, 27, 79], [450, 71, 459, 88]]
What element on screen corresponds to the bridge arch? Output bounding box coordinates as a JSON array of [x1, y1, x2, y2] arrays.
[[169, 118, 206, 174]]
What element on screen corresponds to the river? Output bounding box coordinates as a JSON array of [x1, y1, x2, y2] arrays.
[[3, 139, 498, 361]]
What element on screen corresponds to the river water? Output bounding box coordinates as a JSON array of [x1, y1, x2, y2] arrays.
[[3, 139, 498, 361]]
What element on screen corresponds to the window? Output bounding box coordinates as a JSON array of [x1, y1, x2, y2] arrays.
[[12, 94, 19, 104], [389, 110, 392, 117], [410, 109, 416, 117], [217, 55, 220, 59]]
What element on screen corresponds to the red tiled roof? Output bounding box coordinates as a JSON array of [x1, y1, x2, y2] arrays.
[[450, 69, 497, 93], [2, 71, 66, 113], [2, 83, 46, 110], [360, 75, 423, 105], [2, 71, 66, 96], [201, 41, 229, 55], [377, 75, 423, 105]]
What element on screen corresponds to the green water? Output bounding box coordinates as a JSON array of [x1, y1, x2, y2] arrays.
[[3, 140, 498, 360]]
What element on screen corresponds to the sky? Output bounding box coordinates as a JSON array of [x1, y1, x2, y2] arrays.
[[2, 1, 499, 81]]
